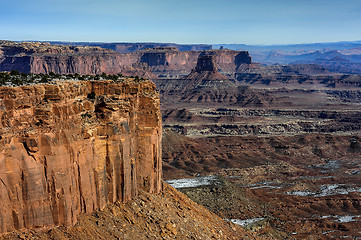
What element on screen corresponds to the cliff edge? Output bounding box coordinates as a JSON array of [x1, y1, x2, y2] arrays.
[[0, 80, 162, 234], [0, 41, 252, 79]]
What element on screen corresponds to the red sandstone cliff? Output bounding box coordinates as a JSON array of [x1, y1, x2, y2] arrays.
[[0, 41, 252, 78], [0, 80, 162, 234], [186, 54, 230, 83]]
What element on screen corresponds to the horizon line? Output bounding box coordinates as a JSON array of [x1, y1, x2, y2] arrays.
[[2, 39, 361, 47]]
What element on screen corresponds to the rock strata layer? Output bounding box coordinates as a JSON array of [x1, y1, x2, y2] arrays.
[[186, 54, 230, 83], [0, 41, 252, 78], [0, 80, 162, 234]]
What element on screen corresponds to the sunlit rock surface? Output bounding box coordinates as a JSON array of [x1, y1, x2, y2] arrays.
[[0, 80, 162, 233]]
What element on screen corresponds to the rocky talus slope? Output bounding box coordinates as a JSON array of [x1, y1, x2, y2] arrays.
[[0, 80, 162, 233], [1, 184, 256, 240]]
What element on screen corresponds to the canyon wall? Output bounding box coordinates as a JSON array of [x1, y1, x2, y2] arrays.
[[0, 80, 162, 234], [34, 49, 251, 78], [0, 42, 252, 78]]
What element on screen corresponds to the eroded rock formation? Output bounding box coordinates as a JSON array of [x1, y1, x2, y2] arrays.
[[0, 41, 252, 79], [0, 80, 162, 234], [186, 54, 230, 83]]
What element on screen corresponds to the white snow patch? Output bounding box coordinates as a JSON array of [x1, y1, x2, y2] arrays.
[[337, 216, 354, 223], [166, 176, 219, 189], [248, 181, 283, 189], [336, 215, 361, 223], [288, 191, 313, 196], [319, 215, 361, 223], [250, 185, 282, 189], [287, 184, 361, 197], [226, 218, 265, 227]]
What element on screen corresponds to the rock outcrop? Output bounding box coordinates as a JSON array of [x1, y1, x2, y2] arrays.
[[0, 41, 252, 79], [195, 54, 218, 72], [0, 80, 162, 234], [186, 54, 230, 83]]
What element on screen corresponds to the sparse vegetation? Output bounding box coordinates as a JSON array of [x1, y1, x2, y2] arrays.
[[0, 71, 147, 86]]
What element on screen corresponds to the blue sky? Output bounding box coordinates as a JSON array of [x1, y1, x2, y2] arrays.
[[1, 0, 361, 44]]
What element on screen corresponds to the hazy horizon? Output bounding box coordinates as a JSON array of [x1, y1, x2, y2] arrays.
[[3, 39, 361, 47], [1, 0, 361, 45]]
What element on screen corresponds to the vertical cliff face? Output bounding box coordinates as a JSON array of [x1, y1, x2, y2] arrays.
[[0, 80, 162, 234], [185, 54, 230, 83], [195, 55, 217, 72], [0, 42, 253, 79], [0, 56, 32, 73]]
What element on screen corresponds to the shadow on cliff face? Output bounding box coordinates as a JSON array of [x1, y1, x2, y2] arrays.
[[95, 95, 113, 119]]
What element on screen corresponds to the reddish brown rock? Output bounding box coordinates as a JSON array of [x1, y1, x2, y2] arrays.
[[0, 41, 252, 78], [0, 80, 162, 234], [186, 54, 230, 83], [0, 184, 257, 240]]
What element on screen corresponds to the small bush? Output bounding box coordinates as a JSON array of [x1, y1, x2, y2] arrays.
[[10, 70, 20, 75]]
